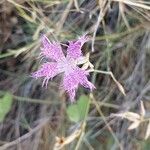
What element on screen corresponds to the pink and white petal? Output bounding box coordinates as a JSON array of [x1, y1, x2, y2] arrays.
[[32, 62, 58, 78], [62, 67, 95, 101], [68, 89, 76, 102], [66, 35, 89, 59], [32, 62, 59, 87], [40, 35, 65, 61], [75, 68, 95, 90], [80, 79, 95, 90], [62, 71, 79, 92], [62, 71, 80, 100]]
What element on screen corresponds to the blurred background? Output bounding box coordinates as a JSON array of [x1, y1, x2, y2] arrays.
[[0, 0, 150, 149]]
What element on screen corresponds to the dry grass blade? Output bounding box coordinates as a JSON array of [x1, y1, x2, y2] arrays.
[[6, 0, 31, 12], [113, 112, 140, 122], [54, 129, 81, 150], [113, 0, 150, 10], [140, 100, 146, 117], [91, 0, 108, 52], [128, 121, 140, 130], [119, 2, 130, 29], [89, 69, 126, 96], [130, 5, 150, 21], [73, 0, 82, 12], [145, 120, 150, 140], [56, 0, 74, 34]]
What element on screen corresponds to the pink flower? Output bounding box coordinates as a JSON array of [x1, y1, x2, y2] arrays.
[[32, 35, 95, 101]]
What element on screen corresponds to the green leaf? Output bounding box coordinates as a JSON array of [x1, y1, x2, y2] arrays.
[[0, 93, 13, 122], [67, 95, 90, 123], [67, 105, 80, 122], [77, 95, 90, 121]]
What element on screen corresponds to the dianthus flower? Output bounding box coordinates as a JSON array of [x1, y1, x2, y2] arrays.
[[32, 35, 95, 101]]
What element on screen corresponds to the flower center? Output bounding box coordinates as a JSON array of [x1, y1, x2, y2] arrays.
[[57, 58, 77, 74]]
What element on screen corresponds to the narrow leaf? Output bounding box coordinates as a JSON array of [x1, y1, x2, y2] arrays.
[[0, 93, 13, 122], [77, 95, 90, 121]]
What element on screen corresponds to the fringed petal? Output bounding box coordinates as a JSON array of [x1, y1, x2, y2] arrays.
[[62, 67, 95, 101], [66, 35, 89, 59], [32, 62, 59, 87], [40, 35, 65, 61]]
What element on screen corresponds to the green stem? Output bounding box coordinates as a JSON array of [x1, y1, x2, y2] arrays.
[[0, 90, 60, 105]]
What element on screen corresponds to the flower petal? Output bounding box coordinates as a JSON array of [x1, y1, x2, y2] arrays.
[[68, 89, 76, 102], [40, 35, 65, 61], [62, 67, 95, 101], [67, 35, 89, 59], [32, 62, 59, 87], [75, 68, 95, 90], [63, 70, 79, 101]]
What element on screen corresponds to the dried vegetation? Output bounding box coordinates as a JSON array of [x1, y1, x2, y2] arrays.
[[0, 0, 150, 149]]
